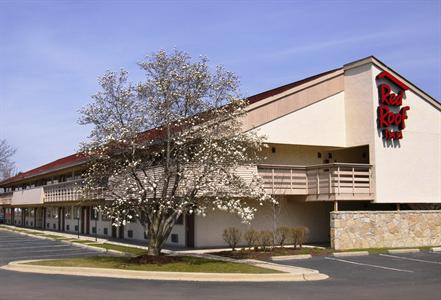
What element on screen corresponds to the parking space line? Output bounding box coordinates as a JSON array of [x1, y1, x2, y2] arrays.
[[0, 240, 43, 244], [8, 251, 103, 261], [0, 245, 71, 251], [0, 238, 36, 241], [0, 240, 49, 243], [0, 242, 63, 247], [324, 257, 414, 273], [7, 248, 97, 256], [379, 254, 441, 265]]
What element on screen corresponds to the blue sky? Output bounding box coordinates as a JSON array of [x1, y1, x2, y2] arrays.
[[0, 0, 440, 172]]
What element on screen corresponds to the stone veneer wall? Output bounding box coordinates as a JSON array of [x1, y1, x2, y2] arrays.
[[330, 210, 441, 250]]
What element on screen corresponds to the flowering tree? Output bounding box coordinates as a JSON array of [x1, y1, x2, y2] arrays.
[[79, 50, 273, 255], [0, 139, 16, 180]]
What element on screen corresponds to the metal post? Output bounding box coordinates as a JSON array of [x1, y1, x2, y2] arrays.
[[94, 208, 98, 242], [334, 201, 339, 212], [77, 216, 80, 239]]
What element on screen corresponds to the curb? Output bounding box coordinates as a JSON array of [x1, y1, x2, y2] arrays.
[[271, 254, 312, 261], [387, 248, 420, 254], [1, 260, 328, 282], [333, 251, 369, 257]]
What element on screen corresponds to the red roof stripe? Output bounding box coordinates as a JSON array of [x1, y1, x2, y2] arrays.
[[376, 71, 409, 90], [0, 153, 88, 185]]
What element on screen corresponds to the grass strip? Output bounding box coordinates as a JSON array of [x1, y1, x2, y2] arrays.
[[26, 256, 280, 273]]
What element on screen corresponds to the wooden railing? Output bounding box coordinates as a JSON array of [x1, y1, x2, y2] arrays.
[[0, 192, 12, 205], [42, 179, 106, 203], [257, 165, 308, 195], [43, 180, 84, 203], [2, 163, 373, 205], [257, 163, 373, 201]]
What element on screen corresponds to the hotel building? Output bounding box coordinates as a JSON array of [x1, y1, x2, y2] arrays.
[[1, 56, 440, 249]]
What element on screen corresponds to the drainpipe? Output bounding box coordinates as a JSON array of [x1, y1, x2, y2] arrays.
[[396, 203, 401, 211]]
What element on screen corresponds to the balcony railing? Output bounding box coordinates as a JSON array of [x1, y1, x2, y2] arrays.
[[43, 179, 104, 203], [257, 163, 374, 201], [43, 180, 84, 203], [0, 192, 12, 205], [0, 163, 374, 206]]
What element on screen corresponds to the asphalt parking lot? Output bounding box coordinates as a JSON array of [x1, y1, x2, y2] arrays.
[[0, 229, 440, 300], [0, 229, 104, 265]]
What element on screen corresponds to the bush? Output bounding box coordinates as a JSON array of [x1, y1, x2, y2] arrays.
[[222, 227, 241, 251], [244, 229, 258, 250], [258, 230, 274, 251], [291, 226, 308, 249], [274, 226, 291, 247]]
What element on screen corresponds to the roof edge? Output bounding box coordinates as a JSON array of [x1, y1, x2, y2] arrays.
[[344, 56, 441, 110]]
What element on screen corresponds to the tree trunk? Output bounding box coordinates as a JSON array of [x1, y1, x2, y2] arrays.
[[145, 213, 178, 256], [147, 235, 162, 256]]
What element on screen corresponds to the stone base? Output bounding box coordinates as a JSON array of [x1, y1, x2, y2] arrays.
[[330, 210, 441, 250]]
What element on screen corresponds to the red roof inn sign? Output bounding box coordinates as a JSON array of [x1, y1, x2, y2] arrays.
[[377, 71, 410, 140]]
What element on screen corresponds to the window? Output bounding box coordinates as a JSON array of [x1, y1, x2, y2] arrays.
[[47, 223, 50, 228], [73, 207, 80, 219], [74, 225, 79, 231], [91, 207, 99, 220], [47, 207, 58, 219], [128, 230, 133, 238], [66, 225, 70, 231], [171, 234, 179, 243], [92, 227, 97, 234], [65, 207, 72, 220], [103, 228, 108, 235], [144, 232, 148, 240]]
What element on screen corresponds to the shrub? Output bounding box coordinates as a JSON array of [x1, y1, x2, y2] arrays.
[[258, 230, 274, 251], [274, 226, 291, 247], [291, 226, 308, 249], [222, 227, 241, 251], [244, 229, 258, 250]]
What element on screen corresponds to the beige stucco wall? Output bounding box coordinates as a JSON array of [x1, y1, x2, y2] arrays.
[[194, 199, 332, 248], [11, 188, 44, 205], [371, 66, 441, 203], [261, 144, 337, 165], [342, 63, 440, 203], [253, 92, 346, 147], [330, 210, 441, 250]]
